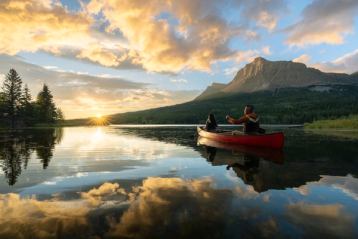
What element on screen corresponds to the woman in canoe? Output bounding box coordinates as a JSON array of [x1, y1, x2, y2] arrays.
[[205, 113, 218, 131], [226, 105, 265, 134]]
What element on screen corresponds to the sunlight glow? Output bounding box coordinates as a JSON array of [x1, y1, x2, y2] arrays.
[[89, 114, 110, 126], [91, 127, 104, 142]]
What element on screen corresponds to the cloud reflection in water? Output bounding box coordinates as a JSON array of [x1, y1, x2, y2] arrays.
[[0, 176, 357, 239]]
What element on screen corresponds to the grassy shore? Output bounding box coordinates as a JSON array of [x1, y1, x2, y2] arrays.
[[304, 115, 358, 129]]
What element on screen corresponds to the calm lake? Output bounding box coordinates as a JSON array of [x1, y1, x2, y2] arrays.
[[0, 126, 357, 238]]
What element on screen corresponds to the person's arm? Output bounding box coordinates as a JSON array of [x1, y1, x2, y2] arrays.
[[226, 115, 247, 124]]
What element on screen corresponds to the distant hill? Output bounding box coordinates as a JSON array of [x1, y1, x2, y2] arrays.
[[64, 85, 358, 125], [196, 57, 357, 100]]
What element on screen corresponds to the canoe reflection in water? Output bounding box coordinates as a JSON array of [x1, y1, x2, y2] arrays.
[[198, 136, 284, 191]]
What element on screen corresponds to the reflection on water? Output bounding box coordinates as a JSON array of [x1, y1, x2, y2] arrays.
[[1, 177, 357, 238], [0, 128, 63, 185], [0, 126, 357, 238], [198, 137, 284, 190]]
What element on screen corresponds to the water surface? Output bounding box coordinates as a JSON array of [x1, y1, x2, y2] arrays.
[[0, 126, 357, 238]]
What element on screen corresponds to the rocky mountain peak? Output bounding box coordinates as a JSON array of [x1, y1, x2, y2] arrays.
[[194, 57, 357, 100], [252, 56, 268, 64]]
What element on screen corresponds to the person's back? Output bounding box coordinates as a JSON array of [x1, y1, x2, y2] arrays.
[[205, 113, 218, 131], [226, 105, 263, 134]]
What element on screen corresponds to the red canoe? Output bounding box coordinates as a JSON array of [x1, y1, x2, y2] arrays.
[[197, 126, 284, 149]]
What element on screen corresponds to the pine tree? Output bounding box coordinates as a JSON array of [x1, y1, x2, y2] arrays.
[[56, 108, 64, 122], [2, 69, 23, 128], [0, 92, 6, 126], [36, 84, 56, 123], [20, 84, 34, 126], [22, 84, 32, 105]]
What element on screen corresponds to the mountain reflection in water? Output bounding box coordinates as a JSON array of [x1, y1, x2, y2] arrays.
[[0, 126, 357, 238], [120, 126, 358, 193]]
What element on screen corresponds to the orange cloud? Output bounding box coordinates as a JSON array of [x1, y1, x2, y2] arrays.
[[0, 0, 132, 70], [86, 0, 237, 72], [0, 0, 92, 54], [0, 0, 288, 73]]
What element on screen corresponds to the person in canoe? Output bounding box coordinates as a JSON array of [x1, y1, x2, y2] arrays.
[[205, 113, 218, 131], [226, 105, 265, 134]]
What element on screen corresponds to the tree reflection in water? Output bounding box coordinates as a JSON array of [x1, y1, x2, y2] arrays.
[[0, 128, 63, 185]]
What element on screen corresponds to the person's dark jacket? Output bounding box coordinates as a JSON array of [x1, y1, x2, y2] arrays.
[[205, 114, 218, 131]]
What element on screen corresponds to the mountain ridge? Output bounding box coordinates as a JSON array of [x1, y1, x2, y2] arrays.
[[196, 57, 357, 100]]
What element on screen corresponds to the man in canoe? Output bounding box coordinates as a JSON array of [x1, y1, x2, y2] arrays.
[[226, 105, 265, 134]]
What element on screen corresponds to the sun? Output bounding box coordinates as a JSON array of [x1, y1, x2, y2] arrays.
[[89, 113, 109, 125]]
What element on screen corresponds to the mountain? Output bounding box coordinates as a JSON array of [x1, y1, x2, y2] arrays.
[[196, 57, 357, 100], [195, 83, 226, 101], [65, 57, 358, 125]]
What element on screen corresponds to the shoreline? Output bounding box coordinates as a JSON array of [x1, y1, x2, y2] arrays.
[[304, 115, 358, 130]]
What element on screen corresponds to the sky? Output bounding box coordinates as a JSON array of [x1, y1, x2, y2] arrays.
[[0, 0, 358, 119]]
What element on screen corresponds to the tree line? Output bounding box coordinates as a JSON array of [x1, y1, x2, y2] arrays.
[[110, 85, 358, 124], [0, 69, 64, 128]]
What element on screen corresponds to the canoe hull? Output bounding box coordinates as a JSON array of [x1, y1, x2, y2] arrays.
[[197, 126, 284, 149]]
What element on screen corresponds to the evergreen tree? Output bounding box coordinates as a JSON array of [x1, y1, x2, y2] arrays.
[[0, 92, 6, 125], [56, 108, 64, 122], [20, 84, 35, 126], [36, 84, 57, 123], [2, 69, 23, 128], [21, 84, 32, 105]]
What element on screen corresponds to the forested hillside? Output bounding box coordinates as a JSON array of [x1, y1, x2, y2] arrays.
[[100, 85, 358, 124]]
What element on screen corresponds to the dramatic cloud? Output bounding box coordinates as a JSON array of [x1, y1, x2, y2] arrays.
[[106, 177, 234, 238], [0, 0, 136, 69], [0, 0, 91, 55], [285, 0, 358, 46], [0, 55, 199, 118], [0, 0, 288, 73], [86, 0, 238, 72], [0, 178, 264, 239], [314, 49, 358, 74]]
